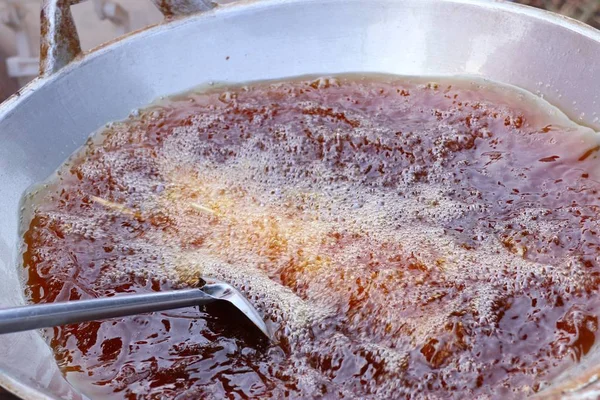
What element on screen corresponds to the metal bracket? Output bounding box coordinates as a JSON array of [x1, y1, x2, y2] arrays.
[[149, 0, 216, 17], [1, 0, 132, 78], [39, 0, 83, 77], [39, 0, 218, 77]]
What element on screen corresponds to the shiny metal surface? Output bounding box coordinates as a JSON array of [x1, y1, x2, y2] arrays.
[[202, 283, 271, 338], [0, 283, 269, 338], [0, 289, 215, 334], [0, 0, 600, 398]]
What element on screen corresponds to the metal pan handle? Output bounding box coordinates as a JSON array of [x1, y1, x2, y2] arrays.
[[40, 0, 218, 77]]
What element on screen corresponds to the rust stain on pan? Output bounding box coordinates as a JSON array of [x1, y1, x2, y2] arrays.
[[39, 6, 49, 70], [160, 0, 174, 17], [151, 0, 216, 18]]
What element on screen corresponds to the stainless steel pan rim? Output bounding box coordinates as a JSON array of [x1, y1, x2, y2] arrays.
[[1, 0, 600, 399], [2, 0, 600, 128]]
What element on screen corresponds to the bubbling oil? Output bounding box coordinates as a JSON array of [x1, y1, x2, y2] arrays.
[[21, 75, 600, 399]]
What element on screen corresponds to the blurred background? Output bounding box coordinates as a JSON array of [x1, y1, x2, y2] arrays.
[[0, 0, 599, 103], [519, 0, 600, 27]]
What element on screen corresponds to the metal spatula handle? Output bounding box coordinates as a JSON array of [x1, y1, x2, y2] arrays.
[[0, 288, 215, 334]]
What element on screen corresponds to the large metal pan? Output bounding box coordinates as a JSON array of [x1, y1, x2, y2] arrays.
[[1, 0, 600, 398]]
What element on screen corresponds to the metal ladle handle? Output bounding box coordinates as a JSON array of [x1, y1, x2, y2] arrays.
[[0, 288, 215, 334]]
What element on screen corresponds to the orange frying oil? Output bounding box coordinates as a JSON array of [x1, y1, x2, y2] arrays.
[[21, 75, 600, 399]]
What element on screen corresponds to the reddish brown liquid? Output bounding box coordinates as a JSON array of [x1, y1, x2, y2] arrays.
[[22, 76, 600, 399]]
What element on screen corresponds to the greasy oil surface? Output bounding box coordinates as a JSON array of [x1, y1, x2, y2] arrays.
[[21, 75, 600, 399]]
